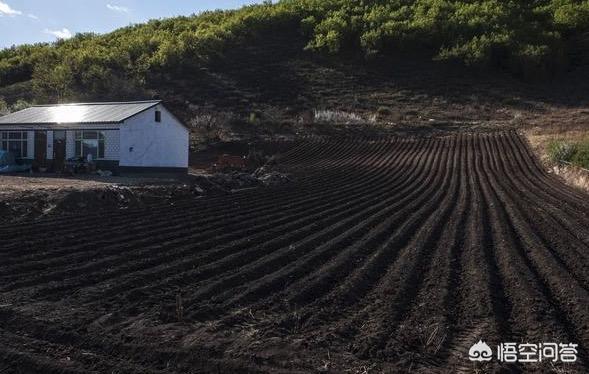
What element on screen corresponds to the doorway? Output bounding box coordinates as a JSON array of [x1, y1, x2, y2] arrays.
[[53, 130, 66, 171], [34, 131, 47, 170]]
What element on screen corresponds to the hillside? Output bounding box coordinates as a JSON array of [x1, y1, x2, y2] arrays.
[[1, 0, 589, 143]]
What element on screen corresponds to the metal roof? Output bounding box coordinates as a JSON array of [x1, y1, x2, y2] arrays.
[[0, 100, 161, 125]]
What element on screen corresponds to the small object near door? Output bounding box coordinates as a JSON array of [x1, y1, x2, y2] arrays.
[[53, 130, 66, 172]]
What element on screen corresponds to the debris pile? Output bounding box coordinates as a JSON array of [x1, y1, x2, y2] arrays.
[[205, 171, 294, 191], [97, 170, 113, 177], [258, 171, 293, 186], [208, 172, 261, 190]]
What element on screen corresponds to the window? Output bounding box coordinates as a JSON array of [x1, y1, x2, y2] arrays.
[[155, 110, 161, 123], [75, 131, 105, 159], [0, 131, 28, 158]]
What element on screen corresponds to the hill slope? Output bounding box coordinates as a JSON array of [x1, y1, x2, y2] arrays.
[[1, 0, 589, 141]]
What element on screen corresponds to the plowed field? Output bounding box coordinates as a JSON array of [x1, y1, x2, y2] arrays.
[[1, 132, 588, 373]]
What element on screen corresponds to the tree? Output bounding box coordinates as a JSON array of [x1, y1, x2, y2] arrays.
[[0, 98, 8, 115], [10, 99, 32, 112]]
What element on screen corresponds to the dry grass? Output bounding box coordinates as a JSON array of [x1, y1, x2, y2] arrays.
[[526, 127, 589, 156], [549, 164, 589, 191], [189, 111, 237, 144], [313, 109, 373, 125], [0, 174, 178, 194], [525, 126, 589, 193]]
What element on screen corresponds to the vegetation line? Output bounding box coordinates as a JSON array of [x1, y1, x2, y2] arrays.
[[1, 0, 588, 105]]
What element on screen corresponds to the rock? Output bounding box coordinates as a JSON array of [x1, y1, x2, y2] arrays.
[[191, 185, 204, 194]]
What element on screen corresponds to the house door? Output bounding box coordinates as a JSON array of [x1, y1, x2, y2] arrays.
[[34, 131, 47, 169], [53, 130, 66, 171]]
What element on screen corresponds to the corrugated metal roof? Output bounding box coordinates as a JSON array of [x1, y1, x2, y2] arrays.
[[0, 100, 161, 125]]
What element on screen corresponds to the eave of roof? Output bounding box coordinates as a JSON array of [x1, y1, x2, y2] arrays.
[[31, 100, 161, 107], [0, 121, 121, 125]]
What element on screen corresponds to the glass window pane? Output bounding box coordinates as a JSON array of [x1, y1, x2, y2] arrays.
[[83, 131, 98, 139], [98, 140, 105, 158], [22, 141, 27, 158], [54, 130, 66, 140], [75, 140, 81, 157], [82, 139, 98, 159], [8, 141, 22, 156], [75, 131, 82, 140], [9, 132, 22, 139]]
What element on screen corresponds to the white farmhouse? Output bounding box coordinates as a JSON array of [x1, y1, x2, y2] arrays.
[[0, 100, 189, 173]]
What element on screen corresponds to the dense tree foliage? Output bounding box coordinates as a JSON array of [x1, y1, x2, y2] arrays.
[[0, 0, 588, 103]]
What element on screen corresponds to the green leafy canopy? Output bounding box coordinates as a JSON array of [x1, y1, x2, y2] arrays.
[[1, 0, 588, 102]]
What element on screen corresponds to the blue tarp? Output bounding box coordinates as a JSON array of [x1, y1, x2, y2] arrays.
[[0, 150, 31, 173]]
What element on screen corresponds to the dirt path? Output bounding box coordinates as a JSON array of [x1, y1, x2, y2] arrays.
[[0, 131, 587, 373]]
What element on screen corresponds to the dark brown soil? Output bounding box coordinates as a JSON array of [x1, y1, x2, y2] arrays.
[[0, 131, 588, 373]]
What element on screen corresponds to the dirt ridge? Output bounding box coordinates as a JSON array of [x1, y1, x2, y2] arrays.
[[1, 131, 588, 373]]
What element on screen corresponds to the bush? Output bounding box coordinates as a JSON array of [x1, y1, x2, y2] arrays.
[[547, 140, 577, 162], [248, 110, 262, 124], [0, 99, 8, 115], [2, 0, 589, 102], [376, 106, 392, 116], [10, 99, 32, 112], [548, 139, 589, 169], [571, 140, 589, 169], [313, 109, 365, 124]]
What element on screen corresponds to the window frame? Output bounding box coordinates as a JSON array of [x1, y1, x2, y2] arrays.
[[74, 131, 105, 159], [0, 131, 28, 158]]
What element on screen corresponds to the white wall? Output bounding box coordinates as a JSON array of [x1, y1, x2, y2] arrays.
[[103, 130, 120, 160], [119, 104, 189, 168]]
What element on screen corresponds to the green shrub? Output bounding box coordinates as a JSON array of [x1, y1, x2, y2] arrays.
[[547, 140, 577, 162], [2, 0, 589, 101], [571, 140, 589, 169], [10, 99, 32, 112], [248, 110, 262, 124], [0, 99, 8, 115], [376, 106, 392, 116]]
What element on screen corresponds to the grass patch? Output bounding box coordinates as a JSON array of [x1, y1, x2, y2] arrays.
[[547, 140, 577, 163], [313, 109, 367, 124], [571, 141, 589, 169], [547, 139, 589, 169]]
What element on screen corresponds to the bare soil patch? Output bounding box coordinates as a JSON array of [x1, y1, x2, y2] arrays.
[[0, 174, 196, 224]]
